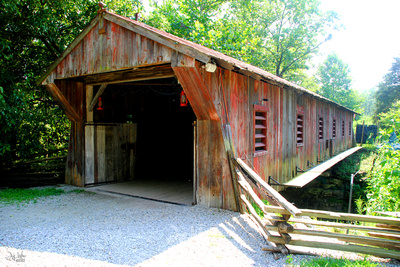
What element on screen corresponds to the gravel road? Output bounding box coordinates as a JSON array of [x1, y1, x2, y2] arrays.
[[0, 185, 398, 266]]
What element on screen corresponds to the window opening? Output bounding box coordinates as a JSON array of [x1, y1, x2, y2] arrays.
[[297, 114, 304, 146], [342, 119, 345, 137], [318, 117, 324, 141], [332, 118, 336, 138], [254, 105, 268, 155], [349, 121, 352, 136]]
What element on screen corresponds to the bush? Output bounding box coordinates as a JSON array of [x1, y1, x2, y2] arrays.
[[362, 101, 400, 214]]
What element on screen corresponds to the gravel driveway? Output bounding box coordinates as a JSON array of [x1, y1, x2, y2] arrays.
[[0, 185, 397, 266]]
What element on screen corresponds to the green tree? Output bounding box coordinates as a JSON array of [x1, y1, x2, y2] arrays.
[[363, 101, 400, 214], [316, 53, 359, 109], [148, 0, 339, 82], [147, 0, 228, 43], [0, 0, 142, 164], [232, 0, 339, 79], [375, 57, 400, 117]]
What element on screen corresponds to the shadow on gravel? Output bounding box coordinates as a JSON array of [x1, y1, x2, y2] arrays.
[[0, 186, 279, 266]]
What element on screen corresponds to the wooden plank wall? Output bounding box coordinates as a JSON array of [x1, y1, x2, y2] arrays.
[[45, 19, 173, 84], [198, 63, 355, 188], [65, 121, 85, 186], [84, 124, 137, 185]]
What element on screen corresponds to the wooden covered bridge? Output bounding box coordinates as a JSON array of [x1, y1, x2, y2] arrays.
[[37, 9, 359, 211]]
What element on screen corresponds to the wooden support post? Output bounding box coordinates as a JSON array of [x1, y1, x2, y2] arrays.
[[222, 124, 243, 213], [88, 83, 107, 111]]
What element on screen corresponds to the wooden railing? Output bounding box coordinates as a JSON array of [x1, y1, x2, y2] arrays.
[[1, 149, 67, 188], [235, 158, 400, 260]]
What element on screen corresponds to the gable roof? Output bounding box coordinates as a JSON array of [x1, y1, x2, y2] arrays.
[[37, 10, 356, 114]]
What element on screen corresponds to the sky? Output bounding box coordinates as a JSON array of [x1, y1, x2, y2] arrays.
[[314, 0, 400, 92]]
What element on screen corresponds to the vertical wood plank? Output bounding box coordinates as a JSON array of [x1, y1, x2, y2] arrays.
[[85, 125, 94, 184]]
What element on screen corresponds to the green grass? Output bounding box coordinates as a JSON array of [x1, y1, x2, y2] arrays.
[[0, 187, 91, 205], [286, 255, 381, 267]]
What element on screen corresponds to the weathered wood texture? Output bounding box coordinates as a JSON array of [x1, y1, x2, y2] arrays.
[[85, 124, 136, 185], [173, 60, 219, 121], [43, 18, 172, 84], [197, 64, 355, 187], [65, 121, 85, 186], [195, 120, 236, 210]]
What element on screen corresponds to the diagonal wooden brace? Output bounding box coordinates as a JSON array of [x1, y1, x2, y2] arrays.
[[44, 83, 81, 122]]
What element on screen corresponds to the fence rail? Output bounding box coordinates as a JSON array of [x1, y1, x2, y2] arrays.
[[234, 158, 400, 260], [1, 149, 67, 188]]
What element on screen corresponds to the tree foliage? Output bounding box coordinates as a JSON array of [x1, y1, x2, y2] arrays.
[[374, 57, 400, 117], [316, 53, 360, 110], [363, 101, 400, 214], [0, 0, 142, 164], [148, 0, 339, 81]]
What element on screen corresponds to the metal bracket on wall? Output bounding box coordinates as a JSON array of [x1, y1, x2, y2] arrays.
[[317, 157, 324, 163], [296, 166, 305, 174], [268, 176, 281, 186], [307, 160, 314, 168]]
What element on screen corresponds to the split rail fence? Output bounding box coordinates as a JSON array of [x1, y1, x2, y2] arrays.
[[0, 149, 67, 188], [234, 158, 400, 260]]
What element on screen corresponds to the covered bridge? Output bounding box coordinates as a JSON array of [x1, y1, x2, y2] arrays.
[[37, 9, 358, 211]]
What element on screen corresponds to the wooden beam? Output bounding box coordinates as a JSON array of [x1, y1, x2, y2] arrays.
[[288, 218, 400, 235], [81, 65, 175, 85], [171, 50, 196, 68], [368, 232, 400, 241], [262, 226, 400, 250], [288, 239, 400, 260], [44, 83, 81, 122], [236, 158, 302, 216], [88, 83, 107, 112], [262, 205, 400, 226], [222, 124, 243, 213], [284, 147, 363, 187], [173, 62, 219, 121]]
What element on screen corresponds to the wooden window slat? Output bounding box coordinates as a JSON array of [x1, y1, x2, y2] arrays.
[[255, 142, 266, 148], [297, 113, 304, 146], [332, 118, 336, 138], [254, 105, 267, 154], [255, 125, 266, 129], [255, 116, 267, 120], [318, 117, 324, 140], [342, 119, 345, 137]]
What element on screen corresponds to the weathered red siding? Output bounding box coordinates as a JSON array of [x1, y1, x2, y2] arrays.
[[196, 63, 355, 188], [44, 19, 172, 84]]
